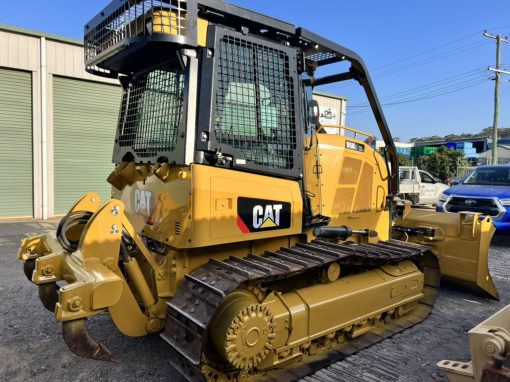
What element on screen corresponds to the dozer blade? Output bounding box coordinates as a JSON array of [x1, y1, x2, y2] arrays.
[[396, 207, 497, 299], [62, 319, 118, 363]]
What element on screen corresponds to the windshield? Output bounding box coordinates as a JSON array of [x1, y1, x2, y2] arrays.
[[463, 167, 510, 186]]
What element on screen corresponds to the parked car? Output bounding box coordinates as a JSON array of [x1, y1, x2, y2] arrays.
[[399, 166, 449, 205], [436, 165, 510, 233]]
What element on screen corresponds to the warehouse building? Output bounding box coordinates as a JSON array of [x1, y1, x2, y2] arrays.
[[0, 25, 121, 219], [479, 145, 510, 165], [374, 140, 414, 156]]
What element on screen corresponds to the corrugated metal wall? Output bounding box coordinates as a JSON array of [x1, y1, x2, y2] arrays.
[[53, 77, 121, 215], [0, 27, 122, 219], [0, 68, 33, 217]]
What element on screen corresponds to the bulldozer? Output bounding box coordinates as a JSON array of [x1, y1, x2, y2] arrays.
[[18, 1, 498, 381]]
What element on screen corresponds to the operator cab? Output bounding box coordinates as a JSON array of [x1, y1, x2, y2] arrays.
[[85, 0, 398, 192]]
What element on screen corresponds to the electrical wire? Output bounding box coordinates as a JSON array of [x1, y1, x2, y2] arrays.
[[370, 31, 482, 72], [321, 29, 494, 91], [348, 78, 489, 117], [348, 68, 490, 107], [378, 78, 489, 106], [314, 27, 507, 117], [349, 67, 488, 106], [372, 41, 491, 79]]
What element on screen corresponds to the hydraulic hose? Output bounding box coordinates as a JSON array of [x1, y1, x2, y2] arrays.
[[56, 211, 93, 253]]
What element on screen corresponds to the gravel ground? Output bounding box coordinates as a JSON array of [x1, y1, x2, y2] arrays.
[[0, 220, 508, 382]]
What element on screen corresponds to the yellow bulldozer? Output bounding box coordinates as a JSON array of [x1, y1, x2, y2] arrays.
[[18, 1, 498, 381]]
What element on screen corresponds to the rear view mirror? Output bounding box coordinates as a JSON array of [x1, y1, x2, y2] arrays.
[[308, 100, 320, 127]]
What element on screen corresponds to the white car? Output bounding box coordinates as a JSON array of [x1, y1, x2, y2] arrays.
[[399, 166, 449, 205]]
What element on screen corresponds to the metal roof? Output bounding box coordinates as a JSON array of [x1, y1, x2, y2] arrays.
[[313, 90, 347, 101], [0, 24, 83, 46]]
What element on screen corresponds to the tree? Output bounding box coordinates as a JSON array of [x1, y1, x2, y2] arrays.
[[397, 152, 411, 166], [425, 146, 467, 183], [410, 135, 442, 143], [416, 155, 429, 170]]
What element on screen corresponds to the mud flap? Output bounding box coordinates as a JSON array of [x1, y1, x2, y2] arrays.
[[395, 207, 498, 300]]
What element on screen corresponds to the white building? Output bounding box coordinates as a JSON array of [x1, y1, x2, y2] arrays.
[[313, 91, 347, 134]]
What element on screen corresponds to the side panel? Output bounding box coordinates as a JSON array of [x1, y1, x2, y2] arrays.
[[113, 165, 192, 249], [191, 164, 303, 247], [304, 133, 391, 240]]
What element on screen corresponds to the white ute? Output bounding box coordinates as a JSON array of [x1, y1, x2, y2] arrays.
[[399, 166, 449, 205]]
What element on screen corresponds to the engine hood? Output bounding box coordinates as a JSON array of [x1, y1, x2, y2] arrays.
[[445, 184, 510, 199]]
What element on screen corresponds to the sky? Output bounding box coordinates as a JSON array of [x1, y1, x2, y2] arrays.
[[1, 0, 510, 142]]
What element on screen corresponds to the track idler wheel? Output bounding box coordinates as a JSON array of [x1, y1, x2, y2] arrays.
[[38, 283, 59, 313], [225, 304, 275, 370], [63, 319, 118, 363], [210, 290, 276, 371]]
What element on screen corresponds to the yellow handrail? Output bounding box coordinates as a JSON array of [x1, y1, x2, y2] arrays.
[[317, 124, 376, 145]]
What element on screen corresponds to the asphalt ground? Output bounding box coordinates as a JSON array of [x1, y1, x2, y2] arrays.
[[0, 219, 509, 382]]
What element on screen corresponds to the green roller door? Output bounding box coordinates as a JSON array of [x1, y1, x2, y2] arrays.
[[0, 68, 33, 217], [53, 77, 121, 215]]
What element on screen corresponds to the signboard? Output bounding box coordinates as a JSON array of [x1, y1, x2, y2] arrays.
[[319, 106, 339, 125], [312, 92, 346, 134]]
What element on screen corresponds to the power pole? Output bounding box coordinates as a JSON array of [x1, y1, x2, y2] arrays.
[[484, 31, 509, 165]]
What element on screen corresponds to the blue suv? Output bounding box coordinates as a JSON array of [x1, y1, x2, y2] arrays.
[[436, 165, 510, 234]]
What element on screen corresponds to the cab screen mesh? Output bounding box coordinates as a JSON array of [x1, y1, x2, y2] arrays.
[[214, 35, 296, 169], [117, 66, 184, 157]]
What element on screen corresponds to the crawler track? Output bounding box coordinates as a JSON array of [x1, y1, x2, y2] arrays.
[[162, 240, 440, 381]]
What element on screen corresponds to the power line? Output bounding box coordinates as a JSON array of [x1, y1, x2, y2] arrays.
[[321, 33, 492, 91], [370, 31, 481, 71], [313, 27, 510, 121], [348, 78, 489, 116], [363, 68, 488, 103], [380, 78, 489, 106], [348, 68, 489, 108], [372, 41, 490, 79]]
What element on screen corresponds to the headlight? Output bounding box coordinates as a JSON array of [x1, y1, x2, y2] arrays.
[[500, 199, 510, 206], [438, 193, 450, 202]]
